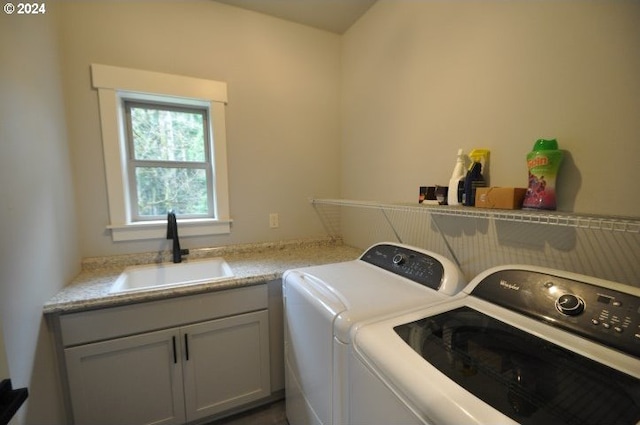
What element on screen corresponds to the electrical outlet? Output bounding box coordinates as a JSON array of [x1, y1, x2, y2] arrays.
[[269, 213, 279, 228]]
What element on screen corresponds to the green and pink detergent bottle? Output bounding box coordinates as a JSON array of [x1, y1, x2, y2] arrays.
[[523, 138, 563, 210]]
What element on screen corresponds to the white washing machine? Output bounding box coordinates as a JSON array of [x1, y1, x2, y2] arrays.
[[283, 242, 467, 425], [349, 265, 640, 425]]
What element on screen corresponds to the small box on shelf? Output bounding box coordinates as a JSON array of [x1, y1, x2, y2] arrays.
[[475, 187, 527, 210]]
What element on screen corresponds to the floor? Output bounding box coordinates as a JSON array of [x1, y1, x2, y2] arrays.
[[209, 400, 288, 425]]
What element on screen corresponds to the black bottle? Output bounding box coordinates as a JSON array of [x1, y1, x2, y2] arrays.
[[463, 161, 486, 206]]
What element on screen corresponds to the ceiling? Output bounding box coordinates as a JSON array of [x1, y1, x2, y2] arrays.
[[213, 0, 378, 34]]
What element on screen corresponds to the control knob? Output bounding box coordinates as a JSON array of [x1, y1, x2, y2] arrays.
[[555, 294, 585, 316], [392, 253, 406, 266]]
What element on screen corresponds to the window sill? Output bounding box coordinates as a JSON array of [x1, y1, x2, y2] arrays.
[[107, 219, 232, 242]]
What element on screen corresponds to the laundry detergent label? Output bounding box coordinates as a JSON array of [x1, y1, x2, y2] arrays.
[[523, 150, 563, 210]]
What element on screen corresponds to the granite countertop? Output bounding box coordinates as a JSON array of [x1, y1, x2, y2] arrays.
[[44, 238, 361, 315]]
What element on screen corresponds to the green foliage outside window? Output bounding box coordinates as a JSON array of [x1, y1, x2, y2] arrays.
[[127, 103, 212, 218]]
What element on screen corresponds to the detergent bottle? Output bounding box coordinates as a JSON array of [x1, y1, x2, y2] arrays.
[[523, 139, 563, 210], [463, 149, 490, 206], [447, 149, 466, 206]]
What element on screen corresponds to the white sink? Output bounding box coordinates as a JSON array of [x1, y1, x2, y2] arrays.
[[110, 257, 234, 294]]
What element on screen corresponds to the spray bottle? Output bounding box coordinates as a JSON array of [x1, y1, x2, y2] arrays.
[[463, 149, 490, 206], [447, 149, 466, 206]]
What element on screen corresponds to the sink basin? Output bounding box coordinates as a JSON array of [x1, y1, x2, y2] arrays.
[[110, 257, 234, 294]]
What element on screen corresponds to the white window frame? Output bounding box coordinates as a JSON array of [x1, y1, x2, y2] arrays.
[[91, 64, 231, 242]]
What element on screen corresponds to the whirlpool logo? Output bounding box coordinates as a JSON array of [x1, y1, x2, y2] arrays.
[[499, 279, 520, 291]]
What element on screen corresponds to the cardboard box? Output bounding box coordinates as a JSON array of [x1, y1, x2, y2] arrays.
[[475, 187, 527, 210]]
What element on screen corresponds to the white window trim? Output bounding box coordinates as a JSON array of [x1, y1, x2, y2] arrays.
[[91, 64, 231, 242]]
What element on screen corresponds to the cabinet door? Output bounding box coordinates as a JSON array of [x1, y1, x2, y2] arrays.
[[182, 310, 271, 422], [65, 328, 186, 425]]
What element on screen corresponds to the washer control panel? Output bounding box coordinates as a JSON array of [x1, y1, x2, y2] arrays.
[[472, 269, 640, 358], [361, 243, 445, 290]]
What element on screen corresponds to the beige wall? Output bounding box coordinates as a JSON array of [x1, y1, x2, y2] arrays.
[[342, 0, 640, 217], [339, 0, 640, 285], [58, 1, 342, 257], [0, 7, 79, 425]]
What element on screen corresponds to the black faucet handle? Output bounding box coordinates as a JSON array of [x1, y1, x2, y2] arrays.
[[167, 211, 177, 239], [167, 210, 186, 263]]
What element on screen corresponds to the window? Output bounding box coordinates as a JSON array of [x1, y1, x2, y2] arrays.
[[92, 64, 231, 241], [124, 101, 213, 219]]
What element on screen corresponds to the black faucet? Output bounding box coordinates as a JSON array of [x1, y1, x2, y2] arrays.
[[167, 211, 189, 263]]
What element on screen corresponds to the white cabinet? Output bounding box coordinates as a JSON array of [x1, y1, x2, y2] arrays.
[[65, 328, 185, 425], [182, 311, 270, 421], [58, 285, 271, 425]]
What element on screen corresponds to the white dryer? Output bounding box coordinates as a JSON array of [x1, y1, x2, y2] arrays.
[[283, 242, 467, 425], [349, 265, 640, 425]]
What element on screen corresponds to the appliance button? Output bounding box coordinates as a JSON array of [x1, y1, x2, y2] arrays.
[[614, 326, 623, 333], [591, 318, 600, 325], [602, 323, 611, 329], [612, 300, 622, 307]]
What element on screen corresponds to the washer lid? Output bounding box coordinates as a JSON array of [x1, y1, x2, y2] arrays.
[[283, 242, 467, 344], [285, 259, 458, 344], [393, 305, 640, 425], [352, 294, 640, 425]]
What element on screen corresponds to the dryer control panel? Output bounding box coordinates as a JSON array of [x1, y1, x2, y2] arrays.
[[360, 244, 445, 290], [472, 269, 640, 358]]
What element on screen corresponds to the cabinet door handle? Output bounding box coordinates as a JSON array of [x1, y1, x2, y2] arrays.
[[184, 333, 189, 361], [172, 336, 177, 364]]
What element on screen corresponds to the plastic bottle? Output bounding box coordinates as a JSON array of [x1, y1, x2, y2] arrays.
[[463, 149, 490, 206], [523, 139, 564, 210], [447, 149, 466, 206]]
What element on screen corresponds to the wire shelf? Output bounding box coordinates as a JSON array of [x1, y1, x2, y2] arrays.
[[310, 198, 640, 234]]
